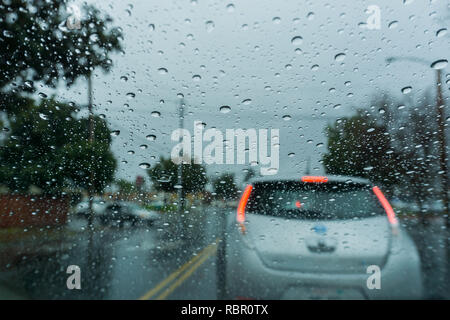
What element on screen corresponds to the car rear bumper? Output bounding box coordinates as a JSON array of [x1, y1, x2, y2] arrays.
[[224, 230, 423, 299]]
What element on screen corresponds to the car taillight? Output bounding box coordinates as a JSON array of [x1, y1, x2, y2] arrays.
[[301, 176, 329, 183], [372, 186, 399, 233], [237, 185, 253, 233]]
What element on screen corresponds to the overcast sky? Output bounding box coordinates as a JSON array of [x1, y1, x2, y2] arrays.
[[48, 0, 449, 187]]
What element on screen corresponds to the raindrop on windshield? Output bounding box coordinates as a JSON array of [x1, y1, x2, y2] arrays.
[[291, 36, 303, 45], [401, 86, 412, 94], [430, 59, 448, 70], [334, 53, 346, 62], [220, 106, 231, 113], [139, 163, 150, 169], [436, 28, 447, 37], [206, 21, 215, 32]]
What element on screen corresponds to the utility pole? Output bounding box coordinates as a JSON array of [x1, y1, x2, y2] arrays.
[[435, 69, 449, 217], [177, 98, 185, 216], [87, 72, 95, 230]]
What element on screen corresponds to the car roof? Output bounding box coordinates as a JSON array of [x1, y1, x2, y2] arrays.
[[248, 174, 372, 185]]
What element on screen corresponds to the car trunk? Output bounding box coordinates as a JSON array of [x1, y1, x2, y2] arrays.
[[245, 214, 391, 274]]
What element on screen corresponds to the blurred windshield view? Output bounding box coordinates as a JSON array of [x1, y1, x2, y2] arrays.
[[0, 0, 449, 300]]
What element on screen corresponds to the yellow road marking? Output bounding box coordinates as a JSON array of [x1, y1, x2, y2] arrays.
[[156, 244, 217, 300], [138, 240, 218, 300]]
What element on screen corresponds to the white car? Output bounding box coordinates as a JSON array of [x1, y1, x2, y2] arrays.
[[216, 174, 423, 300]]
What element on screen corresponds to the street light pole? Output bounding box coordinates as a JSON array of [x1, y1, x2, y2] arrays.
[[386, 56, 448, 215], [387, 56, 449, 294]]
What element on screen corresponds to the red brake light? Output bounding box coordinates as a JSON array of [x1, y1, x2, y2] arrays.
[[301, 176, 329, 183], [372, 186, 399, 227], [237, 185, 253, 224]]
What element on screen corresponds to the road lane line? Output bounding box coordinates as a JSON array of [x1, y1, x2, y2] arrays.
[[138, 240, 218, 300], [155, 244, 217, 300]]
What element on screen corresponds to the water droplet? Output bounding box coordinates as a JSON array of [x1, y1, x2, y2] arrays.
[[111, 130, 120, 136], [307, 12, 315, 20], [220, 106, 231, 113], [206, 20, 215, 32], [192, 74, 201, 81], [120, 76, 128, 82], [226, 3, 235, 12], [127, 150, 135, 155], [146, 134, 156, 141], [242, 99, 252, 105], [38, 92, 48, 99], [282, 115, 291, 121], [388, 21, 399, 29], [148, 24, 155, 32], [291, 36, 303, 45], [334, 53, 346, 62], [39, 113, 48, 120], [151, 111, 161, 118], [3, 30, 13, 38], [158, 68, 168, 75], [139, 144, 148, 150], [288, 152, 295, 157], [139, 163, 150, 169], [436, 28, 447, 37], [401, 86, 412, 94], [311, 64, 319, 71], [430, 59, 448, 70], [126, 92, 136, 99], [272, 17, 281, 24]]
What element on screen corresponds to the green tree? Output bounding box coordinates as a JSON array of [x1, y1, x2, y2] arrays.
[[147, 157, 208, 194], [322, 107, 401, 188], [213, 173, 238, 200], [0, 0, 122, 115], [116, 179, 136, 195], [0, 97, 116, 194]]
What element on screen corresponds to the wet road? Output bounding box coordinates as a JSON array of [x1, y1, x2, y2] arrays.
[[0, 207, 226, 300], [0, 207, 448, 299]]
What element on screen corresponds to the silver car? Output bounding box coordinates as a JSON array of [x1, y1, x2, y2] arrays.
[[217, 174, 423, 299]]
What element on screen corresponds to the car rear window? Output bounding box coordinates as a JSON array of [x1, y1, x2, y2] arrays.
[[246, 181, 385, 220]]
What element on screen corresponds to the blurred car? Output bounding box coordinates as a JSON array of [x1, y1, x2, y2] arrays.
[[100, 201, 160, 227], [217, 174, 423, 299], [74, 199, 109, 219], [127, 203, 160, 226]]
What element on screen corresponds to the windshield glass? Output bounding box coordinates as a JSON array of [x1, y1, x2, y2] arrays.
[[0, 0, 448, 302]]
